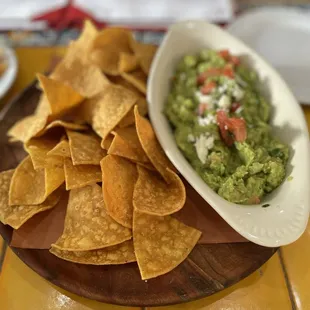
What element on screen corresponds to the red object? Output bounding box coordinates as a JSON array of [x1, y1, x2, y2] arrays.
[[227, 117, 247, 142], [200, 81, 217, 94], [217, 110, 234, 146], [216, 110, 247, 145], [231, 56, 240, 66], [218, 49, 231, 61], [222, 64, 235, 78], [231, 102, 241, 113], [32, 0, 106, 30]]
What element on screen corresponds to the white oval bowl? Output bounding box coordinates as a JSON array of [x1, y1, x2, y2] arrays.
[[147, 20, 310, 247]]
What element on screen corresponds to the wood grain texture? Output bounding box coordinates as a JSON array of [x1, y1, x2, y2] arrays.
[[0, 81, 277, 307]]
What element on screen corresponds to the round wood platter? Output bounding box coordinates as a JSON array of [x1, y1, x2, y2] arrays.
[[0, 81, 277, 307]]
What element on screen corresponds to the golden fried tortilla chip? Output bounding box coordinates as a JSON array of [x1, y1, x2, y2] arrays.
[[89, 84, 137, 140], [7, 114, 47, 143], [101, 135, 114, 151], [52, 184, 132, 251], [47, 139, 71, 158], [0, 170, 63, 229], [130, 40, 157, 75], [89, 48, 120, 76], [101, 155, 137, 228], [118, 97, 148, 128], [50, 240, 136, 265], [108, 75, 143, 96], [50, 49, 110, 98], [119, 52, 138, 73], [36, 120, 88, 137], [92, 27, 132, 53], [25, 137, 60, 170], [133, 166, 185, 216], [37, 74, 84, 120], [133, 209, 201, 280], [76, 19, 98, 52], [9, 156, 64, 206], [67, 130, 105, 165], [64, 158, 101, 190], [108, 126, 150, 164], [134, 106, 176, 182], [121, 70, 147, 94]]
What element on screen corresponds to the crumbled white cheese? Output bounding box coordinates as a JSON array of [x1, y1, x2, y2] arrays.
[[233, 85, 245, 101], [194, 134, 215, 164], [195, 91, 214, 109], [235, 106, 243, 114], [187, 134, 195, 143], [224, 124, 228, 130], [218, 95, 231, 109], [197, 114, 216, 126], [218, 84, 227, 94]]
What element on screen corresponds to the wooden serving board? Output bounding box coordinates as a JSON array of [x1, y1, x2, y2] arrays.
[[0, 81, 277, 307]]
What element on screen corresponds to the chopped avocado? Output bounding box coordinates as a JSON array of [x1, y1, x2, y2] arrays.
[[165, 49, 289, 204]]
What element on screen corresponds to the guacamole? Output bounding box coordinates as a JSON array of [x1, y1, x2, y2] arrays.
[[165, 49, 289, 204]]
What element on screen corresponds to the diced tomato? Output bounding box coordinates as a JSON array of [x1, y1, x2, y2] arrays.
[[218, 49, 231, 60], [197, 68, 222, 84], [231, 56, 240, 66], [216, 110, 233, 146], [216, 110, 247, 145], [206, 68, 222, 76], [197, 72, 207, 85], [227, 118, 247, 142], [198, 103, 208, 116], [231, 102, 241, 113], [200, 81, 217, 94], [222, 64, 235, 78]]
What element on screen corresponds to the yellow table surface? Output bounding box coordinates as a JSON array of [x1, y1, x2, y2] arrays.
[[0, 47, 310, 310]]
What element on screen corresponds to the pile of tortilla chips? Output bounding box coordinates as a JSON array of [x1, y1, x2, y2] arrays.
[[1, 20, 201, 280]]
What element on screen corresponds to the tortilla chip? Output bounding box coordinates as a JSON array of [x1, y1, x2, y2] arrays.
[[64, 158, 101, 190], [101, 155, 137, 228], [50, 240, 136, 265], [89, 84, 137, 140], [108, 126, 150, 164], [34, 93, 51, 116], [50, 48, 110, 98], [133, 166, 185, 216], [130, 40, 157, 75], [67, 130, 105, 165], [7, 114, 47, 143], [92, 27, 132, 53], [118, 97, 148, 128], [52, 184, 132, 251], [119, 52, 138, 72], [10, 192, 69, 249], [134, 106, 176, 182], [0, 170, 63, 229], [136, 162, 156, 171], [37, 74, 84, 120], [133, 209, 201, 280], [45, 162, 65, 195], [101, 135, 114, 151], [47, 139, 71, 158], [9, 156, 64, 206], [25, 136, 60, 170], [76, 19, 98, 52], [36, 120, 88, 137], [89, 48, 120, 76], [121, 70, 147, 94], [108, 75, 143, 96]]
